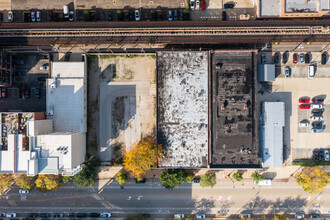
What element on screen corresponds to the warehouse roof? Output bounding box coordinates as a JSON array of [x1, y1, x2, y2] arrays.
[[258, 64, 275, 82]]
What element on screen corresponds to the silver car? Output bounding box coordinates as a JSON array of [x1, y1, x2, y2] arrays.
[[311, 115, 323, 121], [325, 149, 329, 161], [284, 66, 290, 78]]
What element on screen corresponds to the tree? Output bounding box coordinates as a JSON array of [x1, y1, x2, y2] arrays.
[[185, 172, 195, 183], [15, 174, 36, 190], [115, 171, 128, 185], [273, 214, 290, 220], [73, 167, 96, 187], [123, 138, 162, 180], [0, 174, 14, 194], [295, 166, 330, 193], [251, 171, 264, 182], [62, 176, 73, 184], [35, 174, 63, 193], [160, 169, 186, 189], [233, 172, 243, 182], [200, 171, 216, 188], [241, 217, 253, 220]]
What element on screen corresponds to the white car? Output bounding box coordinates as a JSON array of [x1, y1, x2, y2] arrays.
[[190, 0, 195, 10], [40, 64, 49, 70], [31, 11, 36, 22], [295, 213, 305, 219], [299, 122, 309, 127], [36, 11, 41, 22], [195, 0, 200, 10], [19, 189, 29, 194], [174, 214, 184, 219], [196, 214, 206, 219], [284, 66, 290, 78], [239, 213, 251, 218], [325, 149, 329, 161], [100, 213, 111, 218], [8, 11, 13, 22], [6, 213, 16, 218], [311, 116, 323, 121], [134, 10, 140, 21], [311, 103, 323, 109]]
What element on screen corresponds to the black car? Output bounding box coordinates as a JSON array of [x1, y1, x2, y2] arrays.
[[76, 213, 88, 218], [108, 12, 112, 21], [312, 109, 324, 116], [39, 213, 50, 218], [319, 148, 324, 161], [68, 213, 75, 217], [312, 121, 323, 129], [222, 11, 226, 20], [53, 213, 64, 218], [321, 52, 328, 65], [282, 51, 289, 64], [273, 52, 280, 64], [224, 3, 234, 8], [129, 11, 134, 21], [305, 52, 311, 64], [28, 213, 39, 218], [89, 213, 101, 217], [35, 87, 41, 98]]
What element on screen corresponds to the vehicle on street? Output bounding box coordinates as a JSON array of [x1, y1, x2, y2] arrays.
[[299, 98, 309, 103], [76, 213, 88, 218], [293, 53, 298, 64], [312, 109, 323, 116], [319, 148, 324, 160], [190, 0, 195, 10], [196, 214, 206, 219], [19, 189, 29, 194], [89, 213, 101, 217], [295, 213, 305, 219], [282, 51, 289, 64], [299, 121, 309, 127], [108, 12, 112, 21], [313, 149, 318, 160], [325, 149, 329, 161], [260, 53, 266, 64], [299, 53, 304, 63], [321, 52, 328, 65], [69, 11, 74, 21], [174, 214, 185, 219], [308, 65, 315, 79], [1, 89, 7, 98], [53, 213, 64, 218], [273, 52, 280, 64], [135, 10, 140, 21], [28, 213, 39, 218], [174, 10, 178, 20], [312, 98, 324, 103], [195, 0, 200, 10], [311, 103, 323, 109], [8, 11, 13, 22], [284, 66, 290, 78], [310, 211, 321, 219], [36, 11, 41, 22], [311, 116, 323, 121], [305, 52, 311, 64], [6, 213, 16, 218], [100, 213, 111, 218], [222, 11, 226, 20], [300, 104, 310, 109], [39, 213, 50, 218], [224, 3, 235, 8], [40, 63, 49, 70], [201, 0, 206, 10], [31, 11, 36, 22], [254, 179, 271, 185], [63, 5, 69, 18], [68, 213, 75, 217], [168, 10, 173, 21]]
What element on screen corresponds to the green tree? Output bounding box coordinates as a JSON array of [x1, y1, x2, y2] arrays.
[[73, 167, 96, 187], [0, 174, 14, 194], [295, 166, 330, 193], [273, 214, 289, 220], [185, 172, 195, 183], [233, 172, 243, 182], [15, 174, 36, 190], [62, 176, 73, 184], [200, 171, 216, 188], [123, 138, 162, 181], [251, 171, 264, 182], [35, 175, 63, 193], [115, 171, 128, 185], [160, 169, 186, 189]]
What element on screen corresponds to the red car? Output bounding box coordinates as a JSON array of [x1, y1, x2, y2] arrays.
[[293, 53, 298, 64], [299, 98, 310, 103], [312, 98, 324, 103], [300, 104, 310, 109], [313, 149, 318, 160], [201, 0, 206, 10]]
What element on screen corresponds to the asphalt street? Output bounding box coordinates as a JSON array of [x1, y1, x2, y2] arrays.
[[1, 180, 330, 218]]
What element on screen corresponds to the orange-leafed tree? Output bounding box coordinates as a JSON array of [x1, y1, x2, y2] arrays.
[[123, 138, 162, 180], [35, 174, 63, 193], [0, 174, 14, 194]]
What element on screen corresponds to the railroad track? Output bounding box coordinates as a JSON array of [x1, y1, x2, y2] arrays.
[[0, 26, 329, 37]]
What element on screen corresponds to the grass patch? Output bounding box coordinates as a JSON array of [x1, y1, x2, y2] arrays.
[[292, 161, 330, 166]]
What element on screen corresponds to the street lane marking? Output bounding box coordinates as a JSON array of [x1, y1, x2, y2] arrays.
[[137, 196, 143, 200]]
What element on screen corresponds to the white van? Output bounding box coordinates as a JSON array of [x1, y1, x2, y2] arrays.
[[308, 65, 315, 79], [63, 5, 69, 18]]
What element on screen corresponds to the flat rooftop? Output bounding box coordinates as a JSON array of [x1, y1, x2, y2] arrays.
[[47, 61, 86, 133], [157, 52, 208, 168], [210, 51, 261, 168], [286, 0, 319, 12]]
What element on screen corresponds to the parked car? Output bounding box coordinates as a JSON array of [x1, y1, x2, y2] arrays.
[[40, 63, 49, 70], [313, 149, 319, 160], [305, 52, 311, 64], [300, 104, 310, 109], [174, 214, 185, 219], [325, 149, 330, 161], [100, 213, 111, 218], [168, 10, 173, 21], [134, 10, 140, 21], [190, 0, 195, 10], [311, 103, 323, 109], [310, 211, 321, 219], [19, 189, 29, 194], [295, 213, 304, 219], [1, 89, 7, 98], [273, 52, 280, 64], [312, 109, 323, 116], [299, 122, 309, 127], [254, 179, 272, 185], [224, 3, 235, 8], [31, 11, 36, 22], [312, 98, 324, 103], [36, 11, 41, 22], [299, 53, 304, 64], [190, 179, 200, 183], [0, 12, 3, 22], [282, 51, 289, 64], [308, 65, 315, 79], [89, 213, 101, 217], [312, 121, 323, 129], [53, 213, 64, 218], [311, 116, 323, 121], [76, 213, 88, 218], [6, 213, 16, 218], [196, 214, 206, 219], [39, 213, 50, 218], [321, 52, 328, 65], [69, 11, 74, 21], [260, 53, 266, 64], [319, 148, 324, 160], [299, 98, 309, 103], [293, 53, 298, 64], [35, 87, 41, 98], [174, 10, 178, 20], [284, 66, 290, 78], [201, 0, 206, 10], [195, 0, 200, 10], [68, 213, 75, 217], [8, 11, 13, 22], [312, 128, 324, 133], [108, 12, 112, 21], [222, 11, 226, 20], [28, 213, 39, 218]]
